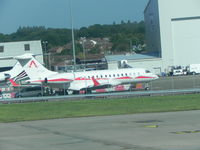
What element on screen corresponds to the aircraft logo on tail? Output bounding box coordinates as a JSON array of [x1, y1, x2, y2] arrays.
[[29, 60, 38, 68], [14, 70, 28, 81]]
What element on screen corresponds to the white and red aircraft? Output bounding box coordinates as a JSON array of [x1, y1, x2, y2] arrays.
[[0, 62, 27, 84], [14, 53, 158, 94]]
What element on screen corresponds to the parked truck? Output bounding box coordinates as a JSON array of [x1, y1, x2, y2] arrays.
[[187, 64, 200, 75]]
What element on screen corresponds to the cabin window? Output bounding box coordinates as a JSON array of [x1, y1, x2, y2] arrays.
[[0, 46, 4, 53], [121, 73, 124, 76], [117, 74, 120, 77], [145, 70, 151, 73], [109, 75, 111, 77], [96, 75, 98, 78], [100, 75, 103, 78], [88, 76, 90, 79], [129, 73, 132, 76], [113, 74, 115, 77], [105, 75, 107, 78], [125, 73, 128, 76]]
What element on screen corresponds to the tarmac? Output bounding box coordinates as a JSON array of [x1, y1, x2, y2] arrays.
[[150, 75, 200, 90], [1, 110, 200, 150]]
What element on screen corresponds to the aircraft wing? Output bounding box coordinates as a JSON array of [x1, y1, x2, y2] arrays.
[[68, 77, 121, 91]]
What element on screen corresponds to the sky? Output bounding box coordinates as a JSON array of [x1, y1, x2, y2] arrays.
[[0, 0, 149, 34]]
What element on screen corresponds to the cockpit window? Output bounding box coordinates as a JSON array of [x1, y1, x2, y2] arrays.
[[145, 70, 151, 73]]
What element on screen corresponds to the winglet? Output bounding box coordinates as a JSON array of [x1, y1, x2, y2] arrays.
[[91, 77, 100, 86], [9, 79, 20, 87]]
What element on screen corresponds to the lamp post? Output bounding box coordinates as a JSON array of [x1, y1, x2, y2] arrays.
[[69, 0, 76, 71], [48, 52, 51, 70], [42, 41, 48, 68], [81, 37, 86, 70]]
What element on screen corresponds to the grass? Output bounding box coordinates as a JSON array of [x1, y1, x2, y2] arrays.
[[0, 94, 200, 123]]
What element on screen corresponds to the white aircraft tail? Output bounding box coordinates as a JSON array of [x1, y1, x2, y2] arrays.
[[5, 62, 27, 81], [14, 53, 56, 81]]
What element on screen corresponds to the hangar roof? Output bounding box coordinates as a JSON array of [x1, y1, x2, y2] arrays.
[[105, 53, 158, 62]]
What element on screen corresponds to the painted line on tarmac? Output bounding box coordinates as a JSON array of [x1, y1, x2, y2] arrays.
[[144, 125, 159, 128], [171, 130, 200, 134]]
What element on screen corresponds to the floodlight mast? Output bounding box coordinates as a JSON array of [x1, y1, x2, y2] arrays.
[[69, 0, 76, 71]]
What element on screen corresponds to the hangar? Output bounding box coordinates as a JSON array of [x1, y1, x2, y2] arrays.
[[145, 0, 200, 71], [0, 40, 44, 71], [107, 0, 200, 75]]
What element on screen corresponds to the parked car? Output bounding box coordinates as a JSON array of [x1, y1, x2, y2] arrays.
[[173, 69, 184, 76], [15, 86, 43, 98]]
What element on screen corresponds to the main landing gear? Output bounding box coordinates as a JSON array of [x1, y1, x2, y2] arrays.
[[144, 83, 150, 90]]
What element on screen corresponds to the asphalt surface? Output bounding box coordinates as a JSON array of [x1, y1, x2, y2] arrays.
[[150, 75, 200, 90], [1, 75, 200, 150], [1, 110, 200, 150]]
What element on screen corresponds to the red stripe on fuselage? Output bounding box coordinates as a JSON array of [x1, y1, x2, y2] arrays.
[[136, 76, 154, 79], [30, 78, 73, 83], [30, 76, 153, 83], [116, 77, 132, 80]]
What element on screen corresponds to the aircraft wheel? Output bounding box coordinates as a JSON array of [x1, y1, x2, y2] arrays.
[[85, 89, 92, 94]]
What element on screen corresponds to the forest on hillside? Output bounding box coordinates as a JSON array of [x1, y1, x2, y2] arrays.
[[0, 21, 146, 56]]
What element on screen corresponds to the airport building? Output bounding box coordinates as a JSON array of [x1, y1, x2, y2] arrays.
[[107, 0, 200, 75], [145, 0, 200, 70], [0, 40, 44, 70]]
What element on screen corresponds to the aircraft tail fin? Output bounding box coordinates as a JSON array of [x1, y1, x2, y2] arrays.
[[91, 77, 100, 86], [5, 62, 29, 81], [14, 53, 56, 81]]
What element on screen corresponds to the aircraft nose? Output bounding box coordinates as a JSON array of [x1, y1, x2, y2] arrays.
[[154, 75, 159, 79], [5, 73, 11, 80]]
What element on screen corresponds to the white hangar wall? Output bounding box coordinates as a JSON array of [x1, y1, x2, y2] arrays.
[[144, 0, 200, 71], [0, 40, 44, 68], [172, 18, 200, 66]]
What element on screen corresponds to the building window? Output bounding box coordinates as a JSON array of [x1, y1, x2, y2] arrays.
[[0, 46, 4, 53], [24, 44, 30, 51]]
